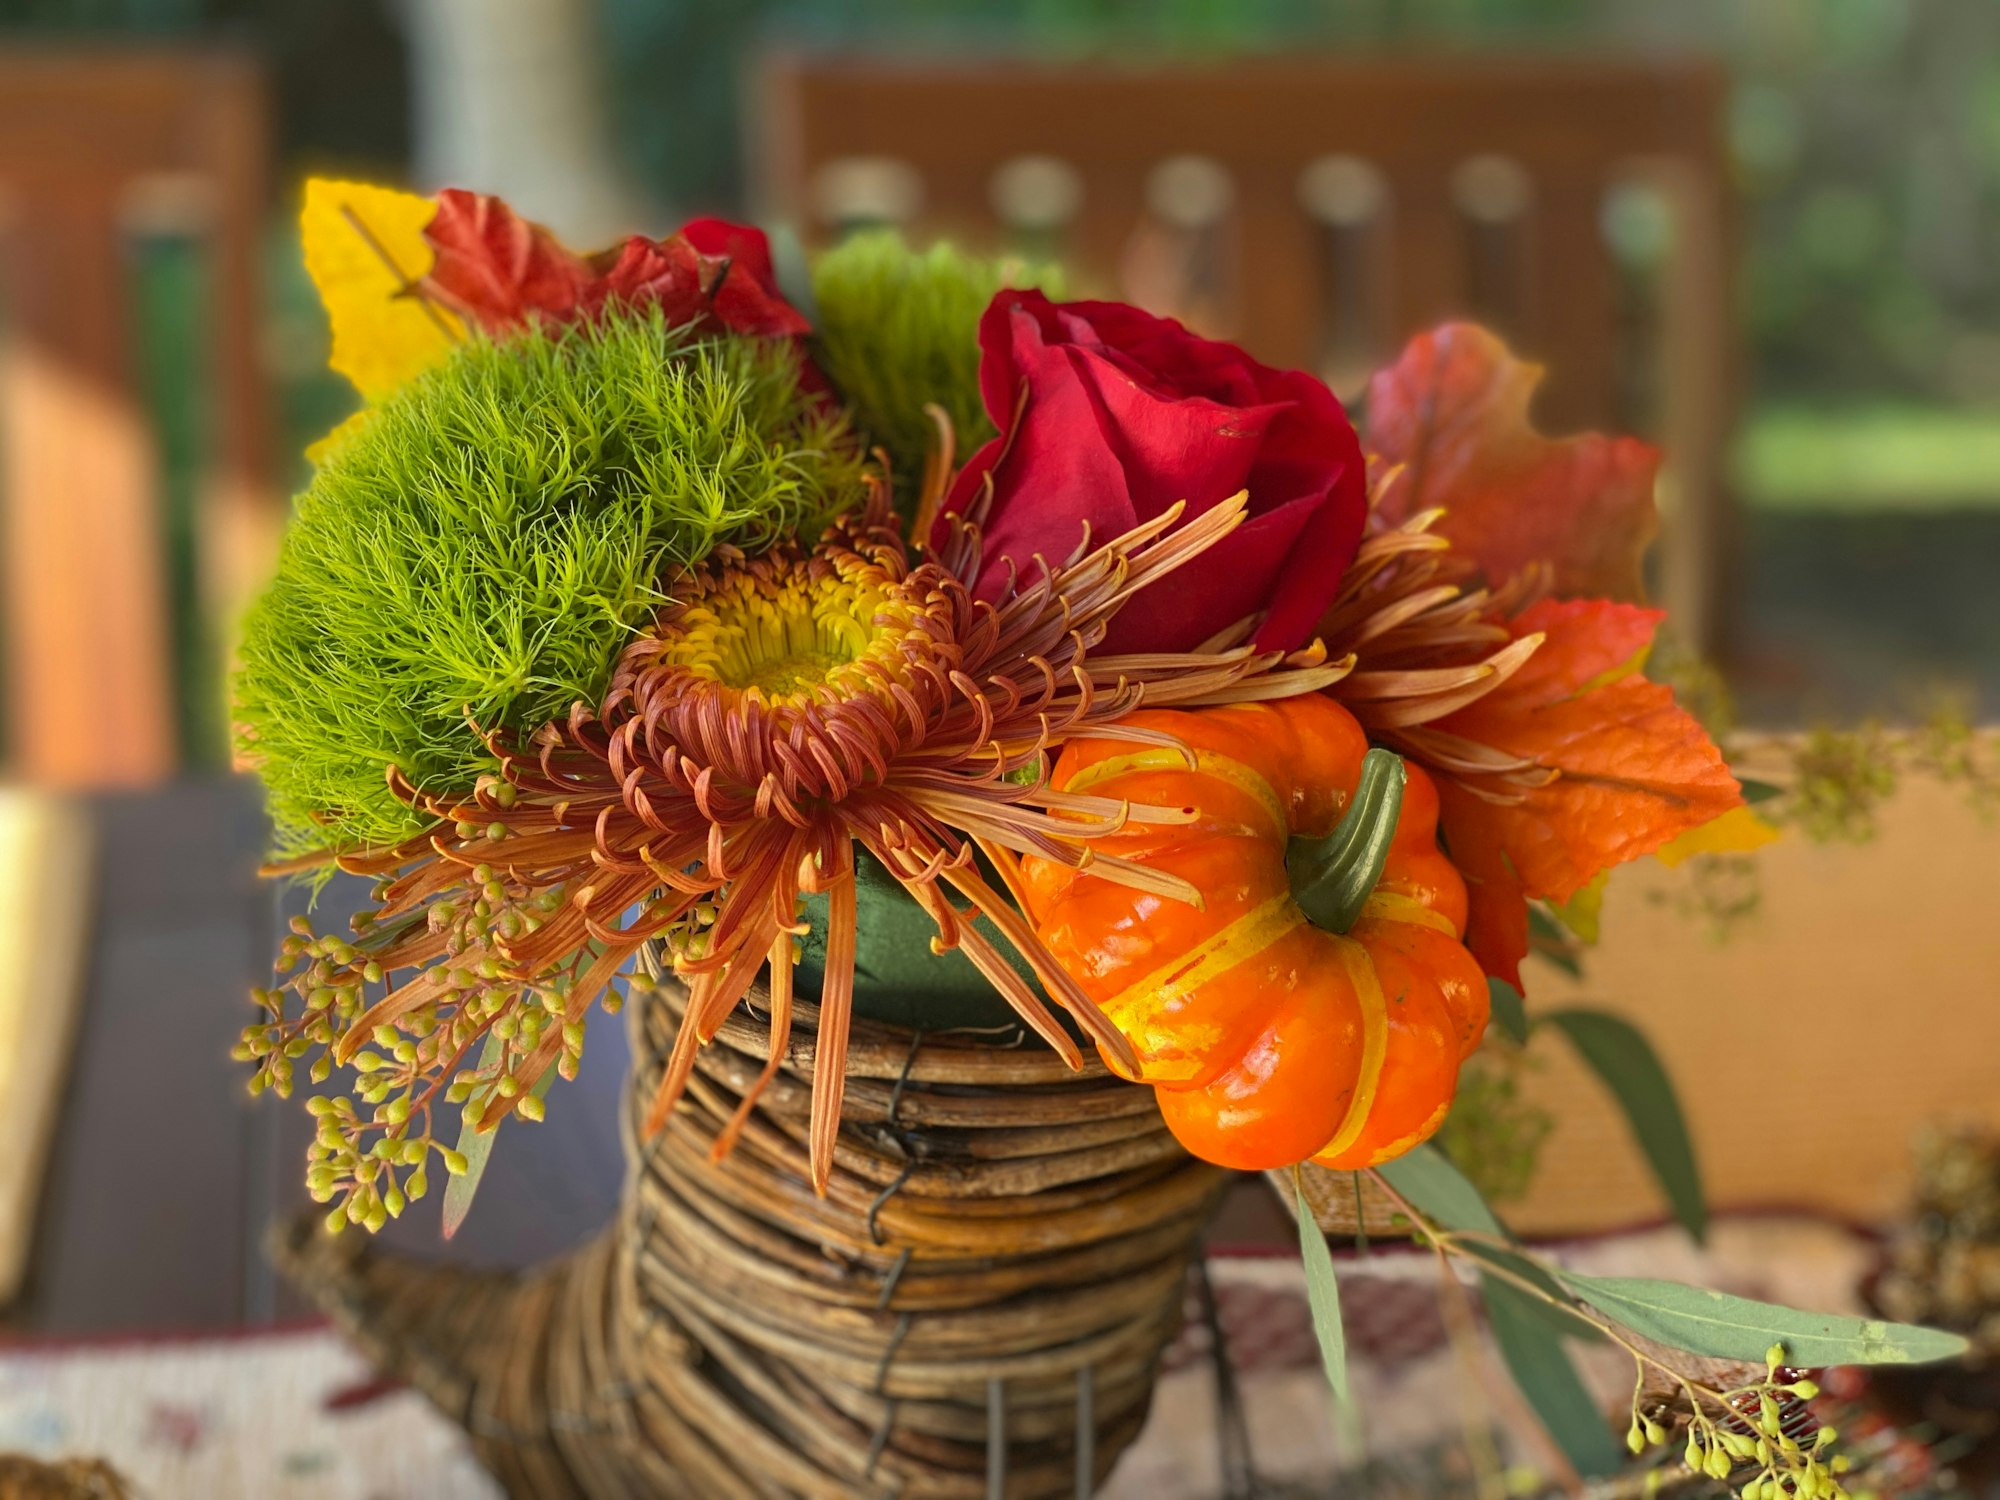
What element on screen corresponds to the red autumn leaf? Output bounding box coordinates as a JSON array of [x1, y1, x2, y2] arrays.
[[420, 188, 592, 330], [583, 232, 809, 339], [420, 190, 811, 348], [1434, 598, 1741, 985], [1367, 323, 1660, 601], [680, 218, 777, 283]]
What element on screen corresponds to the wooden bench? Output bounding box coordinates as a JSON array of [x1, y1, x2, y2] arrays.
[[757, 52, 1735, 652]]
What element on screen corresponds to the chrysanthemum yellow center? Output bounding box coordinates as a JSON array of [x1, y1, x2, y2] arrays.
[[652, 553, 913, 705]]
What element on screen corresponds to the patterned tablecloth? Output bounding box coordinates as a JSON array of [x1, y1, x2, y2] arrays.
[[0, 1218, 1876, 1500]]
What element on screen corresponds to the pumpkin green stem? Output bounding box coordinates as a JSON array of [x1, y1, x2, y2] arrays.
[[1286, 748, 1407, 934]]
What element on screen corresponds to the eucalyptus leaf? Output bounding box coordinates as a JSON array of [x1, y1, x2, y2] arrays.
[[1561, 1273, 1970, 1366], [1482, 1279, 1625, 1478], [1487, 977, 1529, 1045], [1376, 1143, 1503, 1236], [1378, 1149, 1615, 1469], [1392, 1160, 1624, 1472], [1544, 1009, 1707, 1244], [1460, 1243, 1603, 1342], [1376, 1146, 1593, 1330], [1294, 1172, 1361, 1453], [442, 1033, 507, 1238], [442, 1033, 558, 1239]]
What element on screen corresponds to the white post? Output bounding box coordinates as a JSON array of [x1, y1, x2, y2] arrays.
[[394, 0, 646, 246]]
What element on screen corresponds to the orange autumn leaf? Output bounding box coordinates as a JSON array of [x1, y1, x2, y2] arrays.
[[1434, 781, 1532, 990], [1368, 323, 1660, 602], [1434, 598, 1742, 984]]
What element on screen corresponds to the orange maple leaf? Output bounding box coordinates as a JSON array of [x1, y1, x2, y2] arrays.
[[1368, 323, 1660, 601], [1433, 599, 1743, 985]]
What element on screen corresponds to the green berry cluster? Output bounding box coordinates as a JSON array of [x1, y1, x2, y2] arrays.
[[236, 806, 705, 1234], [1626, 1344, 1851, 1500]]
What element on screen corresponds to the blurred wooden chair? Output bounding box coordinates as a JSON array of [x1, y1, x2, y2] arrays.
[[756, 53, 1734, 652], [0, 49, 276, 787]]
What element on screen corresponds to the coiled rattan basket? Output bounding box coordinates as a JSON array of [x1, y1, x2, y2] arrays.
[[275, 978, 1230, 1498]]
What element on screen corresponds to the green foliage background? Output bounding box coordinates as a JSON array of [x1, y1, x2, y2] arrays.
[[593, 0, 2000, 411]]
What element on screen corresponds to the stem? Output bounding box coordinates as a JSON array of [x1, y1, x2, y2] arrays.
[[338, 202, 462, 340], [1361, 1179, 1850, 1496], [1362, 1168, 1729, 1408], [1432, 1234, 1509, 1500], [1287, 749, 1406, 934]]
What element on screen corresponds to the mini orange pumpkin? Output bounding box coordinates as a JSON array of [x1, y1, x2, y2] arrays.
[[1022, 693, 1490, 1172]]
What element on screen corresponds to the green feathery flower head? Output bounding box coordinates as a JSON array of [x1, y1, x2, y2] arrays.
[[234, 308, 872, 856], [810, 231, 1060, 518]]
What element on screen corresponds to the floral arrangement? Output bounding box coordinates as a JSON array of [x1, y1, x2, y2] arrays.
[[234, 179, 1965, 1497]]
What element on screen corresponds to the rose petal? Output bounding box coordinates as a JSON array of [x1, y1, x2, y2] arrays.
[[942, 289, 1367, 654]]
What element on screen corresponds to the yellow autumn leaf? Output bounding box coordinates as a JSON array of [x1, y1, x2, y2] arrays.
[[300, 177, 463, 400], [1547, 869, 1608, 945], [303, 409, 373, 467], [1576, 641, 1653, 697], [1654, 805, 1781, 868]]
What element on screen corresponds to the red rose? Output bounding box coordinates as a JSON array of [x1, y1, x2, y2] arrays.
[[934, 291, 1367, 654]]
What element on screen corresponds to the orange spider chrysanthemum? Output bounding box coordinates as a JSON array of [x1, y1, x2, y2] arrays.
[[274, 485, 1345, 1209], [594, 490, 1345, 1189]]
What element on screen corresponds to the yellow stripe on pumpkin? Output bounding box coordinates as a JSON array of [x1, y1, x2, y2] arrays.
[[1064, 747, 1288, 839], [1349, 1099, 1453, 1171], [1317, 935, 1389, 1160], [1102, 892, 1303, 1040], [1361, 890, 1460, 938]]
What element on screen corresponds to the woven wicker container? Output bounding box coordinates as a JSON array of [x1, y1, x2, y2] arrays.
[[277, 978, 1228, 1498], [0, 1456, 131, 1500]]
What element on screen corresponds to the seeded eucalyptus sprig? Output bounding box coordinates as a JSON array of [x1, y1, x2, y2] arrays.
[[234, 777, 712, 1235], [1334, 1149, 1965, 1500], [1624, 1346, 1846, 1499]]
